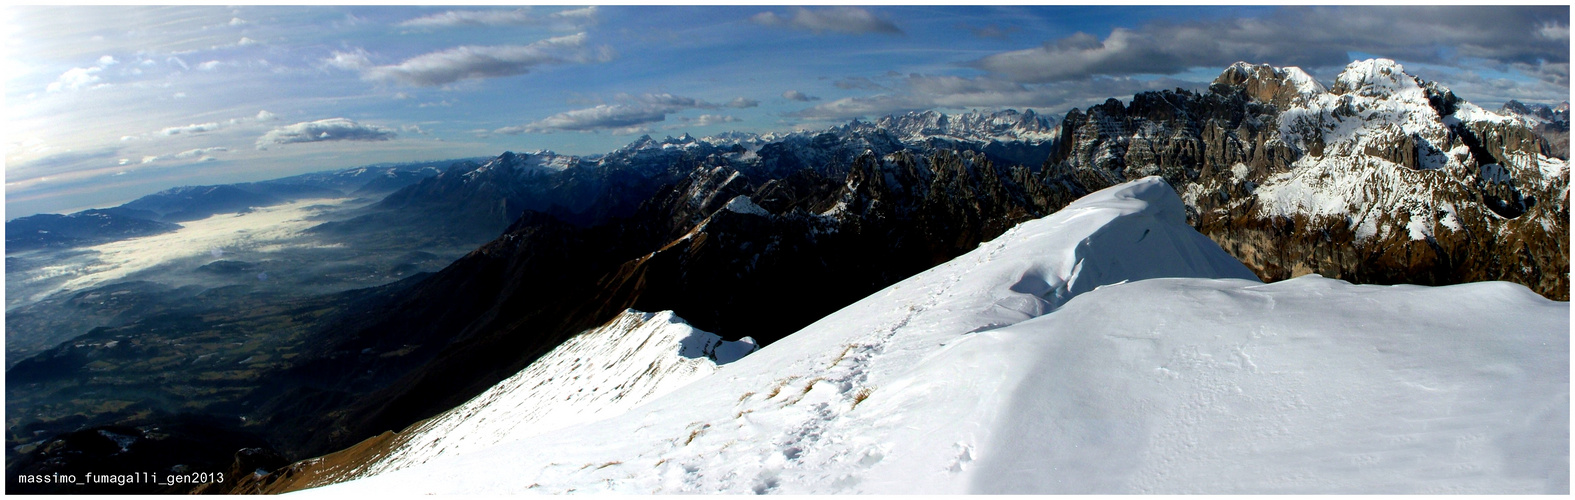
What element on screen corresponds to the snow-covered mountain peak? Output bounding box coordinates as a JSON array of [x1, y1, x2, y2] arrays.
[[1213, 61, 1326, 105], [1330, 58, 1420, 98], [722, 195, 771, 217], [464, 150, 579, 182]]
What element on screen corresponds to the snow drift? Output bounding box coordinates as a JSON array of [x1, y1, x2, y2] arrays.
[[303, 176, 1568, 494]]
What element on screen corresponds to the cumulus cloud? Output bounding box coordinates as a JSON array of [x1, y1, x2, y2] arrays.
[[398, 6, 597, 29], [972, 6, 1569, 85], [679, 114, 742, 127], [345, 33, 608, 86], [750, 7, 902, 35], [256, 110, 278, 121], [325, 49, 373, 70], [161, 122, 222, 136], [782, 90, 820, 102], [506, 105, 667, 134], [255, 118, 396, 149], [502, 93, 723, 133], [45, 54, 125, 92], [46, 67, 103, 92], [173, 147, 229, 160], [725, 97, 759, 108]]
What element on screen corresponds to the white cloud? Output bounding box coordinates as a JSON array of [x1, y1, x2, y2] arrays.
[[506, 105, 667, 134], [255, 118, 397, 149], [725, 97, 760, 108], [161, 122, 221, 135], [256, 110, 278, 121], [551, 6, 598, 22], [173, 146, 228, 159], [503, 93, 723, 133], [398, 6, 597, 30], [237, 37, 257, 46], [782, 90, 820, 102], [46, 66, 102, 92], [685, 114, 741, 127], [750, 7, 902, 35], [399, 8, 536, 28], [350, 33, 606, 86]]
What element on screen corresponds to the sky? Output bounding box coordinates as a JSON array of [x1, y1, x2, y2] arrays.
[[3, 5, 1569, 218]]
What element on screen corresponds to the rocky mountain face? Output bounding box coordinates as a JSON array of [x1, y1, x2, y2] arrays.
[[1046, 59, 1568, 300], [1501, 99, 1570, 160]]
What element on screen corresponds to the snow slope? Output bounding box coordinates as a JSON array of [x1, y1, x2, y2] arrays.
[[294, 310, 756, 485], [303, 176, 1567, 494]]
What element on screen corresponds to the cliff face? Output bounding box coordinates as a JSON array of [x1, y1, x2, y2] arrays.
[[1046, 59, 1569, 299]]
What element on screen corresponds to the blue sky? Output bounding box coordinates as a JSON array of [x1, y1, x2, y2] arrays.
[[4, 5, 1569, 218]]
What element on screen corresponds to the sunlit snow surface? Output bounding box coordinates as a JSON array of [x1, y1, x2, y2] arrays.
[[320, 310, 756, 482], [306, 177, 1567, 495]]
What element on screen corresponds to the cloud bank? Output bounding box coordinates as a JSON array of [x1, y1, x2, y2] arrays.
[[782, 90, 820, 102], [750, 7, 902, 36], [789, 74, 1200, 122], [335, 33, 608, 86], [972, 6, 1569, 84], [397, 6, 598, 30], [500, 93, 733, 134], [255, 118, 396, 148]]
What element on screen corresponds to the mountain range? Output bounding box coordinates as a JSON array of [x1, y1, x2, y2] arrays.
[[4, 59, 1567, 494]]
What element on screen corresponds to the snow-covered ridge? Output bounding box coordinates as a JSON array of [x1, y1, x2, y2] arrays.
[[308, 176, 1568, 495], [872, 109, 1058, 144], [308, 309, 755, 484], [700, 109, 1056, 153]]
